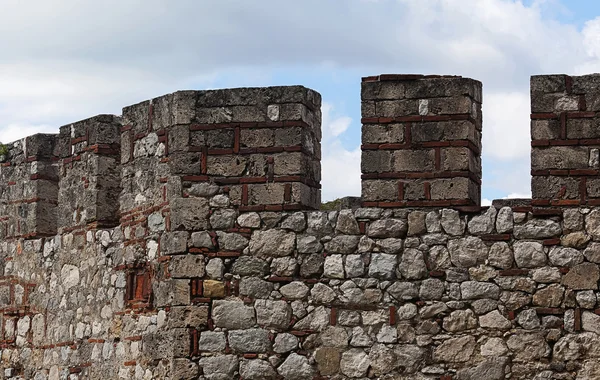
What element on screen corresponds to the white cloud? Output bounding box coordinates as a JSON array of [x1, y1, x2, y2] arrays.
[[321, 142, 362, 202], [582, 18, 600, 59], [320, 103, 361, 201], [482, 91, 531, 161], [321, 103, 352, 138], [506, 192, 532, 198]]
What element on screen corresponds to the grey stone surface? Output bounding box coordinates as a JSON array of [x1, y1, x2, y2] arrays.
[[228, 328, 271, 353], [336, 210, 360, 235], [255, 299, 292, 329], [448, 236, 488, 268], [549, 247, 584, 267], [479, 310, 511, 330], [434, 336, 476, 362], [517, 309, 541, 329], [488, 242, 514, 269], [513, 219, 562, 239], [496, 206, 514, 233], [212, 301, 256, 329], [399, 248, 428, 279], [441, 209, 465, 236], [249, 229, 295, 257], [368, 253, 397, 280], [273, 333, 298, 353], [514, 241, 547, 268], [198, 331, 227, 351], [240, 360, 278, 380], [443, 309, 478, 332], [367, 219, 407, 238], [277, 353, 314, 380], [468, 206, 497, 235], [461, 281, 501, 300], [280, 281, 310, 300], [340, 349, 370, 378], [231, 256, 269, 277]]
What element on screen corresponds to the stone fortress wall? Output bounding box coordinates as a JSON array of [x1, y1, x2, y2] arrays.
[[1, 74, 600, 379]]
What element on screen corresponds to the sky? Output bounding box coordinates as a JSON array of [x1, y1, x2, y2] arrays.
[[2, 0, 600, 204]]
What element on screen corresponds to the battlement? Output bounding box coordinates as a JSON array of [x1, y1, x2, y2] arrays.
[[6, 73, 600, 228], [361, 74, 482, 208], [3, 75, 600, 379]]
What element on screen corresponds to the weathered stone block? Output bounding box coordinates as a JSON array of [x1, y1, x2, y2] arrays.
[[362, 81, 405, 100], [441, 147, 472, 171], [170, 198, 209, 230], [430, 178, 478, 201], [362, 124, 404, 144], [161, 231, 189, 254], [531, 119, 561, 140], [169, 254, 205, 278], [531, 147, 589, 170], [167, 306, 209, 328], [375, 99, 419, 117], [212, 300, 256, 329], [361, 180, 398, 201], [567, 118, 599, 139], [274, 127, 303, 147], [203, 280, 226, 298], [531, 74, 567, 94], [412, 120, 477, 143], [572, 74, 600, 111], [404, 180, 426, 200], [361, 150, 393, 173], [532, 175, 579, 200], [562, 263, 600, 290], [404, 77, 482, 100], [255, 299, 292, 329], [228, 328, 271, 353], [427, 96, 473, 115], [392, 149, 435, 172]]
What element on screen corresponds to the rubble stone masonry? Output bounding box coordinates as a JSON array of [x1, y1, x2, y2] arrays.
[[1, 76, 600, 379]]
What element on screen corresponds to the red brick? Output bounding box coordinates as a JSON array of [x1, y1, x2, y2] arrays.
[[379, 74, 424, 81], [330, 308, 337, 326], [361, 75, 380, 82], [531, 113, 558, 120], [499, 269, 529, 276], [549, 199, 580, 206], [536, 308, 564, 315], [481, 234, 511, 242], [543, 238, 561, 246]]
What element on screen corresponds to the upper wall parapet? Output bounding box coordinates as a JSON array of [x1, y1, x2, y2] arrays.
[[361, 74, 483, 209], [120, 86, 322, 214], [531, 74, 600, 208], [0, 134, 59, 239], [4, 73, 600, 234]]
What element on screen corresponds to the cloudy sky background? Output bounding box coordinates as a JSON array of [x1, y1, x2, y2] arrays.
[[2, 0, 600, 203]]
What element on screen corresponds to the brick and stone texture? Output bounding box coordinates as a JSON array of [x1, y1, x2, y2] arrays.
[[3, 77, 600, 379], [361, 74, 482, 208], [56, 115, 122, 233], [0, 134, 59, 239], [531, 74, 600, 207]]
